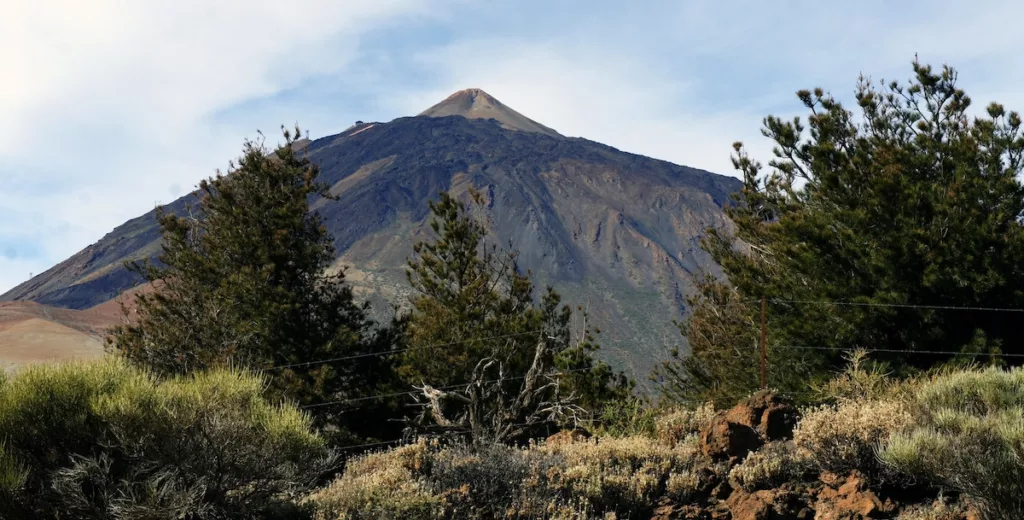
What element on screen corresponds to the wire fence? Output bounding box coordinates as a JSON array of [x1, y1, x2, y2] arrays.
[[768, 298, 1024, 312], [267, 329, 545, 371], [301, 365, 601, 410], [263, 296, 1024, 452]]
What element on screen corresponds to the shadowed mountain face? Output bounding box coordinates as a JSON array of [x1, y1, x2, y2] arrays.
[[1, 90, 741, 378]]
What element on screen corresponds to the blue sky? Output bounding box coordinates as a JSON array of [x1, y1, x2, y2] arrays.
[[3, 0, 1024, 294]]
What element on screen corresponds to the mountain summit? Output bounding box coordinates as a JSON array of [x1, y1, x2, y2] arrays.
[[419, 88, 561, 137]]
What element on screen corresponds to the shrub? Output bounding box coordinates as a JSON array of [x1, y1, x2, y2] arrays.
[[895, 497, 974, 520], [308, 440, 557, 520], [305, 441, 441, 520], [308, 434, 712, 519], [729, 441, 813, 491], [794, 398, 912, 478], [537, 435, 709, 514], [654, 403, 715, 445], [430, 443, 560, 518], [880, 367, 1024, 520], [590, 397, 659, 438], [811, 349, 911, 403], [0, 441, 26, 502], [0, 359, 335, 519]]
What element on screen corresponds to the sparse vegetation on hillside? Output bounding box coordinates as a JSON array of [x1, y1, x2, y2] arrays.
[[307, 433, 713, 519]]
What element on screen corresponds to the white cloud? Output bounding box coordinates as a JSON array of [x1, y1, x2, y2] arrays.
[[0, 0, 448, 292]]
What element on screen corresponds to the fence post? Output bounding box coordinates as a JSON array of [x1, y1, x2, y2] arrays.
[[760, 296, 767, 390]]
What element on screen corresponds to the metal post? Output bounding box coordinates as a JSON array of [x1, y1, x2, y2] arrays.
[[760, 296, 767, 390]]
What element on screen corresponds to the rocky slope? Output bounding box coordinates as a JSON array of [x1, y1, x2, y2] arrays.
[[1, 90, 741, 377]]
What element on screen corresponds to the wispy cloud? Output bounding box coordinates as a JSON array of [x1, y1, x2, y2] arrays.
[[0, 0, 453, 291], [3, 0, 1024, 294]]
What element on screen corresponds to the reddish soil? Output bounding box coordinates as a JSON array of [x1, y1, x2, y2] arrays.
[[0, 284, 153, 371]]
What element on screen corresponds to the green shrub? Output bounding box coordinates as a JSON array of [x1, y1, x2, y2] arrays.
[[794, 397, 912, 478], [0, 441, 26, 501], [0, 359, 335, 519], [811, 349, 912, 403], [881, 367, 1024, 520], [589, 397, 659, 438]]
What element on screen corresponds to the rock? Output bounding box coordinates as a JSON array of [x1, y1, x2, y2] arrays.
[[699, 391, 800, 463], [725, 391, 800, 441], [651, 499, 712, 520], [701, 416, 763, 461], [650, 498, 681, 520], [726, 487, 814, 520], [726, 490, 773, 520], [680, 506, 713, 520], [761, 402, 799, 441], [544, 428, 591, 446], [709, 503, 732, 520], [818, 471, 845, 488], [711, 480, 734, 501], [814, 472, 897, 520]]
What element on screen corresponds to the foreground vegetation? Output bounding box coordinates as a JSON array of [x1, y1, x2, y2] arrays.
[[0, 360, 334, 518], [9, 353, 1024, 518], [307, 355, 1024, 519]]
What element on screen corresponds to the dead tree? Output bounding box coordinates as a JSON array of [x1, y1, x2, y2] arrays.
[[407, 334, 586, 444]]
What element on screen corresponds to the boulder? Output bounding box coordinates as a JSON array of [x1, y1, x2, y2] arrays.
[[725, 391, 800, 441], [726, 489, 773, 520], [726, 487, 815, 520], [699, 391, 799, 462], [650, 499, 711, 520], [700, 415, 762, 461], [544, 428, 591, 446], [814, 472, 897, 520]]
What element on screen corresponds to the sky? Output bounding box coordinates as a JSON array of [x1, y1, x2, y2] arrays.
[[3, 0, 1024, 293]]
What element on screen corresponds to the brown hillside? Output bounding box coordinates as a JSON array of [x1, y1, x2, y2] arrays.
[[0, 301, 116, 371]]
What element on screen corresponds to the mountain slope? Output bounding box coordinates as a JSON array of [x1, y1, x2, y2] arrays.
[[1, 90, 741, 377]]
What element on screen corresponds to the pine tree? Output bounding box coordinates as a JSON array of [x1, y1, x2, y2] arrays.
[[657, 59, 1024, 401], [400, 191, 630, 438], [108, 126, 399, 433]]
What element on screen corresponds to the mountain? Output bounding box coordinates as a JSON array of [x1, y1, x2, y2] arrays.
[[1, 90, 741, 378]]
